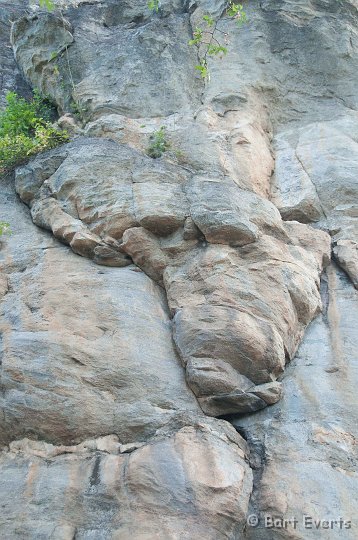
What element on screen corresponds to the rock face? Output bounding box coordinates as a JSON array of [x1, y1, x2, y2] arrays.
[[234, 264, 358, 539], [1, 0, 357, 538], [271, 114, 358, 289], [13, 137, 330, 417], [0, 422, 252, 539], [0, 148, 253, 539]]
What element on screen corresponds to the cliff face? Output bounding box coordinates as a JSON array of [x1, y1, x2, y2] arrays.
[[0, 1, 357, 538]]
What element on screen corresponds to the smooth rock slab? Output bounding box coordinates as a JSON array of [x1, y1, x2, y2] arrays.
[[271, 114, 358, 289], [11, 7, 201, 118], [234, 265, 358, 539], [0, 423, 253, 540], [0, 206, 200, 445]]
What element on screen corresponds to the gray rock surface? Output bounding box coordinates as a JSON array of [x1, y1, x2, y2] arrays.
[[0, 0, 357, 538], [271, 114, 358, 288], [0, 1, 32, 106], [0, 422, 252, 540], [11, 1, 201, 118], [0, 176, 201, 447], [0, 148, 253, 540], [13, 138, 331, 414], [234, 265, 358, 539]]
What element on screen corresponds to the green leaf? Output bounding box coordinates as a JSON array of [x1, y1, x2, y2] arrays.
[[39, 0, 55, 11], [203, 15, 214, 27], [0, 222, 11, 236], [195, 63, 208, 79], [227, 2, 247, 24], [0, 92, 68, 173], [189, 27, 204, 46], [207, 45, 228, 56], [148, 0, 160, 12], [147, 126, 170, 158]]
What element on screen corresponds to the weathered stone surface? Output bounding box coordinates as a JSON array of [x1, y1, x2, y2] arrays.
[[234, 265, 358, 539], [11, 2, 201, 118], [1, 170, 253, 537], [0, 179, 205, 449], [1, 0, 358, 536], [168, 232, 330, 378], [187, 176, 284, 246], [122, 227, 168, 285], [11, 12, 74, 113], [92, 244, 131, 267], [333, 240, 358, 289], [199, 392, 268, 417], [0, 1, 32, 107], [0, 423, 253, 540], [271, 133, 324, 223], [133, 181, 187, 235], [251, 381, 283, 405], [271, 115, 358, 289], [11, 133, 330, 419], [186, 358, 254, 397], [15, 138, 190, 243], [174, 303, 286, 385]]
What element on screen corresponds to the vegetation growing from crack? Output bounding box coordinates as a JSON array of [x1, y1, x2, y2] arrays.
[[0, 92, 69, 173], [40, 1, 247, 81], [0, 222, 10, 236], [39, 0, 55, 10], [36, 1, 88, 123], [190, 3, 247, 79], [148, 0, 160, 12], [147, 126, 170, 158], [148, 1, 247, 80]]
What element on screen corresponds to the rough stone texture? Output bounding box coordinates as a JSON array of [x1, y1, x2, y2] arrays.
[[234, 265, 358, 539], [11, 1, 201, 118], [0, 176, 203, 447], [0, 422, 252, 540], [0, 159, 253, 539], [1, 0, 357, 538], [13, 138, 331, 414], [0, 1, 32, 106], [271, 114, 358, 288]]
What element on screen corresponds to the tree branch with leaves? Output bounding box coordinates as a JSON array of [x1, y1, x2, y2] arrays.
[[189, 2, 247, 79], [147, 1, 247, 80]]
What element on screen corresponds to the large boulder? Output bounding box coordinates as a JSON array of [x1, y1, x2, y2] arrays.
[[14, 138, 330, 417]]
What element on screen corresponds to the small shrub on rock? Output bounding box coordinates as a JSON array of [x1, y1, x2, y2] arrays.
[[147, 126, 170, 158], [0, 221, 10, 236], [0, 91, 69, 174]]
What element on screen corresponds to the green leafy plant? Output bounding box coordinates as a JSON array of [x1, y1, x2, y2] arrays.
[[0, 221, 11, 236], [148, 0, 160, 12], [190, 2, 247, 79], [70, 98, 88, 123], [147, 126, 170, 158], [39, 0, 55, 11], [147, 1, 247, 79], [0, 92, 69, 173]]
